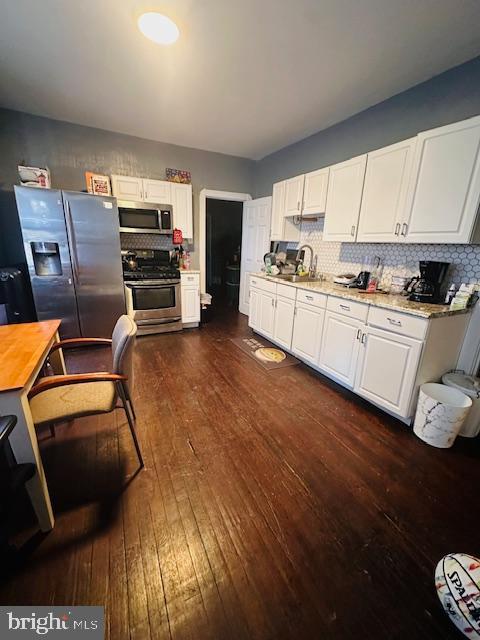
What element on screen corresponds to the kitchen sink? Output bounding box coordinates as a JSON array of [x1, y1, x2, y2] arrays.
[[271, 274, 323, 283]]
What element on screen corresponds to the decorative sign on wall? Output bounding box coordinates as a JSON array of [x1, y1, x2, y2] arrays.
[[85, 172, 111, 196], [18, 165, 51, 188], [166, 168, 191, 184]]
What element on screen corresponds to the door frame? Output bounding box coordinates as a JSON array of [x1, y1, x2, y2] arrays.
[[199, 189, 251, 294]]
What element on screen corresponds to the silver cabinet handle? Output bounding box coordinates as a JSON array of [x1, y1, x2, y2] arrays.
[[297, 200, 300, 210], [401, 222, 408, 236], [306, 295, 314, 301], [361, 333, 367, 344], [271, 298, 274, 307], [251, 280, 257, 285], [340, 304, 350, 311], [394, 223, 400, 236], [387, 317, 402, 326], [351, 225, 356, 236], [356, 328, 361, 340]]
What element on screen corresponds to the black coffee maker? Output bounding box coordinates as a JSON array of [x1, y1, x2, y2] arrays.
[[409, 261, 450, 304]]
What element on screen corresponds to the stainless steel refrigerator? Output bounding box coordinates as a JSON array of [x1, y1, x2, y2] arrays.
[[14, 186, 126, 338]]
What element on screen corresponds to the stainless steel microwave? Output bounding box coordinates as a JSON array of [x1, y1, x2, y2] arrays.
[[118, 200, 173, 235]]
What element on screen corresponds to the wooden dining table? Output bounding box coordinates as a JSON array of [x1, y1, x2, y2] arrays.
[[0, 320, 66, 531]]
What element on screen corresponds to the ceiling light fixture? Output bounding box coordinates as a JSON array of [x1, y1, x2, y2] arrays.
[[137, 12, 179, 45]]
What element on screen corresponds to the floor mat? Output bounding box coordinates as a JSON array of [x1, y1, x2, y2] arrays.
[[230, 334, 300, 370]]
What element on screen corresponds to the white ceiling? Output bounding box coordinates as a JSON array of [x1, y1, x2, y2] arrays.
[[1, 0, 480, 160]]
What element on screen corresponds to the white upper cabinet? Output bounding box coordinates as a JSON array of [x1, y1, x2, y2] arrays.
[[171, 183, 193, 239], [111, 175, 143, 201], [356, 138, 416, 243], [322, 154, 367, 242], [404, 115, 480, 243], [302, 167, 329, 216], [143, 178, 172, 205], [270, 181, 285, 241], [284, 174, 305, 217], [270, 181, 300, 242]]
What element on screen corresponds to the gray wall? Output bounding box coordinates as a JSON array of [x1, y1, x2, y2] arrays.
[[254, 56, 480, 196], [0, 109, 254, 267]]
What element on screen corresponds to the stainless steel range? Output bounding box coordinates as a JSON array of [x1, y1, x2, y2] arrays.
[[122, 249, 182, 335]]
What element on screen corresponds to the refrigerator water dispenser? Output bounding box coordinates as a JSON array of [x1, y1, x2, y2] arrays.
[[31, 242, 63, 276]]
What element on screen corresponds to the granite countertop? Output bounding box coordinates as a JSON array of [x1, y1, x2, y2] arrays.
[[253, 273, 469, 319]]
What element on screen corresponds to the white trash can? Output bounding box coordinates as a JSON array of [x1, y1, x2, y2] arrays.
[[413, 383, 472, 448], [442, 372, 480, 438]]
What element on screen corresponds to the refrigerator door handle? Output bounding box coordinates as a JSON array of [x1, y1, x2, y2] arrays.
[[64, 199, 81, 286]]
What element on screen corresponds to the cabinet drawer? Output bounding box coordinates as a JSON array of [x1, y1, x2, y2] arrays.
[[181, 273, 200, 287], [296, 288, 327, 309], [276, 283, 296, 300], [249, 275, 276, 294], [367, 306, 428, 340], [327, 296, 368, 321]]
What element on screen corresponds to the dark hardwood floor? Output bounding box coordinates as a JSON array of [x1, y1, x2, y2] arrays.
[[1, 305, 479, 639]]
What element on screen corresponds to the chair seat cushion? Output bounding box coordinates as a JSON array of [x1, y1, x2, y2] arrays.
[[30, 376, 117, 426]]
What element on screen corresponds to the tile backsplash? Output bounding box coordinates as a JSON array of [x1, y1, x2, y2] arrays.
[[120, 233, 192, 252], [292, 219, 480, 287]]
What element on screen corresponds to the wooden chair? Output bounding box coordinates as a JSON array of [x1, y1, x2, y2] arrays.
[[28, 315, 143, 468]]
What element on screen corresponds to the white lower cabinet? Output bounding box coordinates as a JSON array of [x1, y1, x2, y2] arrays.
[[319, 311, 363, 387], [354, 326, 422, 418], [291, 302, 324, 365], [247, 276, 469, 423], [273, 295, 295, 349], [181, 273, 200, 324], [248, 287, 260, 330], [258, 291, 276, 339]]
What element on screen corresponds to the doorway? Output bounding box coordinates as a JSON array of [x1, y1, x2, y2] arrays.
[[206, 199, 243, 307]]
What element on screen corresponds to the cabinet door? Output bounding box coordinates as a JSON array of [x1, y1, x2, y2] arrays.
[[291, 302, 325, 365], [143, 179, 172, 204], [319, 311, 362, 386], [302, 167, 329, 216], [172, 183, 193, 238], [181, 286, 200, 323], [284, 175, 305, 217], [354, 326, 422, 418], [404, 115, 480, 243], [259, 292, 276, 339], [248, 287, 260, 330], [111, 175, 143, 201], [273, 295, 295, 350], [322, 155, 367, 241], [356, 138, 416, 243]]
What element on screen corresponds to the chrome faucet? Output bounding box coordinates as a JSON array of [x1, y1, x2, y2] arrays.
[[296, 244, 317, 277]]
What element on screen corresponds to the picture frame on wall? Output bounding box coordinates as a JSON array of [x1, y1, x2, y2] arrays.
[[85, 172, 111, 196], [18, 165, 51, 188], [166, 168, 191, 184]]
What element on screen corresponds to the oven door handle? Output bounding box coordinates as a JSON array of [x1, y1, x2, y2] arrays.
[[125, 281, 180, 288]]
